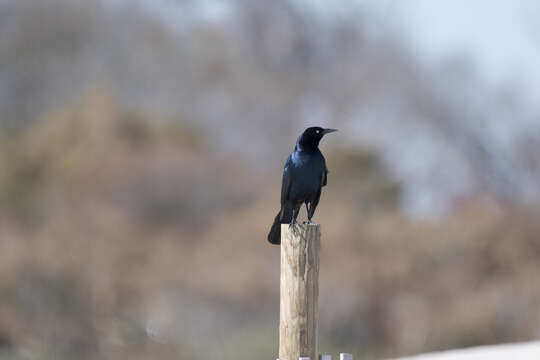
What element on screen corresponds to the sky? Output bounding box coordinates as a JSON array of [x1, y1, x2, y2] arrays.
[[382, 0, 540, 100], [290, 0, 540, 101]]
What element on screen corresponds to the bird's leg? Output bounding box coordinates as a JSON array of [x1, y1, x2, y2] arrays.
[[303, 202, 312, 224], [289, 207, 298, 234]]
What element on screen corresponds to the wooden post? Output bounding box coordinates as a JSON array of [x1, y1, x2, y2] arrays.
[[279, 223, 320, 360]]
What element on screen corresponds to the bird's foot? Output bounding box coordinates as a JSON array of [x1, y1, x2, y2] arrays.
[[289, 219, 299, 234], [302, 220, 313, 225]]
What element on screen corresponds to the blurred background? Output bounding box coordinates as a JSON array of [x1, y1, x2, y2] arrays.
[[1, 0, 540, 359]]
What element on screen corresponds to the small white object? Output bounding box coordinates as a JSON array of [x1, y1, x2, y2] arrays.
[[299, 358, 310, 360], [320, 355, 332, 360], [340, 354, 353, 360], [391, 340, 540, 359]]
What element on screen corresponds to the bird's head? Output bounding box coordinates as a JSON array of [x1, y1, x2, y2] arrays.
[[297, 127, 337, 151]]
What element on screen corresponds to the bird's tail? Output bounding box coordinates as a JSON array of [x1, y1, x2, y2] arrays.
[[267, 213, 282, 245], [267, 205, 293, 245]]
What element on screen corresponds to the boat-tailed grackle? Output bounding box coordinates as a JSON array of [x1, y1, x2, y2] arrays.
[[267, 127, 336, 245]]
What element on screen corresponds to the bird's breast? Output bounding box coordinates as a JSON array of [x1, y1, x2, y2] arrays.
[[288, 151, 325, 201]]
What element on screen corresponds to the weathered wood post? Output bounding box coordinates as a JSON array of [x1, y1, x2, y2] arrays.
[[279, 223, 320, 360]]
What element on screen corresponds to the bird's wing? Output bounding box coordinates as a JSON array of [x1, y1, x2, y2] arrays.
[[307, 171, 325, 219], [280, 155, 293, 205], [322, 156, 328, 187]]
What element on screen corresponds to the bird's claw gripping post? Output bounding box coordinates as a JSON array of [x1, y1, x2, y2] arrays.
[[289, 219, 299, 235]]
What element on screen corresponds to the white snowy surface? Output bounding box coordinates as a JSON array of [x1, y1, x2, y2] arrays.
[[392, 342, 540, 360]]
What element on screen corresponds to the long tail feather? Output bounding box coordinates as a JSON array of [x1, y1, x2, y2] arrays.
[[267, 204, 293, 245]]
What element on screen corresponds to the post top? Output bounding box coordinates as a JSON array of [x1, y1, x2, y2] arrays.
[[280, 222, 320, 229], [280, 222, 321, 243]]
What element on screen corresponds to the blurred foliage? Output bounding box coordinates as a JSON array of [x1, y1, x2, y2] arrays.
[[2, 91, 540, 360], [326, 147, 402, 217]]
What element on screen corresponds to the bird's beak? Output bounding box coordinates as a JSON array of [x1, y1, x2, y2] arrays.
[[322, 128, 338, 135]]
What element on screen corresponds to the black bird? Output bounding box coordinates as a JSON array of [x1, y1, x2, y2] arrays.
[[267, 127, 336, 245]]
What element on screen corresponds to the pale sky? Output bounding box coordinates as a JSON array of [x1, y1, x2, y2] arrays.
[[294, 0, 540, 100], [385, 0, 540, 99]]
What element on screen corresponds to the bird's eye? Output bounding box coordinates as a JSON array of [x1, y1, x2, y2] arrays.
[[316, 130, 320, 134]]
